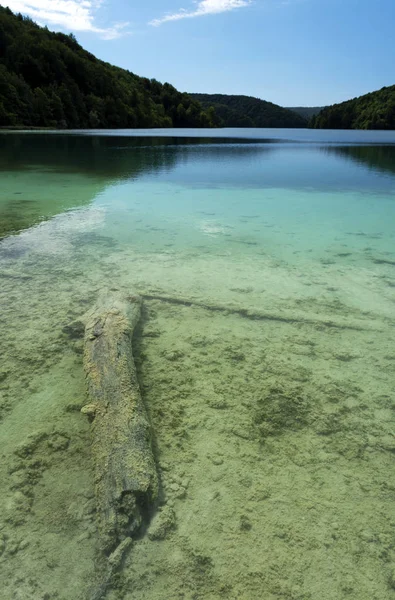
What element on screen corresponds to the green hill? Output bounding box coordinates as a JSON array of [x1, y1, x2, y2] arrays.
[[312, 86, 395, 130], [0, 7, 216, 129], [191, 93, 307, 128], [286, 106, 325, 120]]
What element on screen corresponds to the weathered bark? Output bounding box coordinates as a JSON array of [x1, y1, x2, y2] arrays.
[[83, 294, 158, 554]]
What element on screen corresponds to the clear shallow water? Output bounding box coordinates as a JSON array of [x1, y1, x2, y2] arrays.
[[0, 130, 395, 600], [2, 132, 395, 263]]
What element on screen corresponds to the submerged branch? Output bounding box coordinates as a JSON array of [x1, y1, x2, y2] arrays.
[[142, 293, 379, 332]]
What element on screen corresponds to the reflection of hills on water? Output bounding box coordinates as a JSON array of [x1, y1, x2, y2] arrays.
[[0, 134, 180, 179], [327, 145, 395, 180], [0, 134, 274, 238], [0, 134, 274, 178], [0, 135, 180, 239]]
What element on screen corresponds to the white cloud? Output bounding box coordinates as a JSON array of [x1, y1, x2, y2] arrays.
[[150, 0, 251, 26], [4, 0, 130, 38]]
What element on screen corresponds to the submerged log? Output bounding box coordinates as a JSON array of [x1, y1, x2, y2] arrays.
[[83, 294, 158, 554]]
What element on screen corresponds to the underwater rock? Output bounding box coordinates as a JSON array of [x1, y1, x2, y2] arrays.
[[373, 258, 395, 266], [206, 397, 229, 410], [47, 431, 70, 451], [148, 505, 176, 541], [239, 514, 252, 531], [0, 368, 10, 382], [14, 431, 48, 459], [107, 537, 133, 568], [83, 294, 158, 554], [224, 346, 245, 362], [162, 348, 184, 361], [65, 400, 85, 413], [81, 403, 98, 421], [0, 394, 11, 421], [61, 319, 85, 340], [255, 385, 311, 437]]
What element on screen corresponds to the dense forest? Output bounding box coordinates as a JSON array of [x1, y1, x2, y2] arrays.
[[8, 6, 394, 131], [287, 106, 325, 119], [0, 7, 219, 128], [312, 86, 395, 129], [191, 93, 307, 128]]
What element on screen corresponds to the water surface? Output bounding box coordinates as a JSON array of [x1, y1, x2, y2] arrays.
[[0, 129, 395, 600]]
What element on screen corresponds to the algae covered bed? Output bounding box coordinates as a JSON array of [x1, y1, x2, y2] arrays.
[[0, 130, 395, 600]]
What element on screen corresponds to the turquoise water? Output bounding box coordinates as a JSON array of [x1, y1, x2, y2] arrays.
[[1, 130, 395, 600], [2, 132, 395, 265]]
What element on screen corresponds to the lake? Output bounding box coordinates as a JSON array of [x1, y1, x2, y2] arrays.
[[1, 128, 395, 600]]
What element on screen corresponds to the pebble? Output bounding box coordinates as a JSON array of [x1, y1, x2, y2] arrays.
[[209, 491, 221, 501], [168, 483, 180, 492], [174, 488, 187, 500], [76, 532, 91, 543], [359, 530, 376, 542], [18, 539, 29, 551], [8, 541, 20, 555], [171, 475, 183, 485], [239, 515, 252, 531]]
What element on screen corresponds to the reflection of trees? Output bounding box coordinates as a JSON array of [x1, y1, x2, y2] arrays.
[[0, 134, 274, 238], [0, 134, 274, 178], [326, 145, 395, 179], [0, 134, 179, 179], [0, 135, 182, 239]]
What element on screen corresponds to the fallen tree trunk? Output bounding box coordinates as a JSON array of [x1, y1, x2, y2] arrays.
[[83, 294, 158, 554]]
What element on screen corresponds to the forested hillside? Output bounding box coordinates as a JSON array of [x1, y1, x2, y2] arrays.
[[312, 86, 395, 129], [287, 106, 325, 119], [191, 93, 307, 128], [0, 7, 216, 128]]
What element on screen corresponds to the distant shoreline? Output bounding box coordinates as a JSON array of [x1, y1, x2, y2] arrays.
[[0, 125, 60, 131], [0, 125, 309, 131]]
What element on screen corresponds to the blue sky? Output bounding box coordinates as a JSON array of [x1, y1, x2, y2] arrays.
[[4, 0, 395, 106]]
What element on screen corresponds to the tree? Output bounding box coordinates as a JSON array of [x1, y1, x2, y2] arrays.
[[33, 87, 51, 125], [0, 6, 215, 129]]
